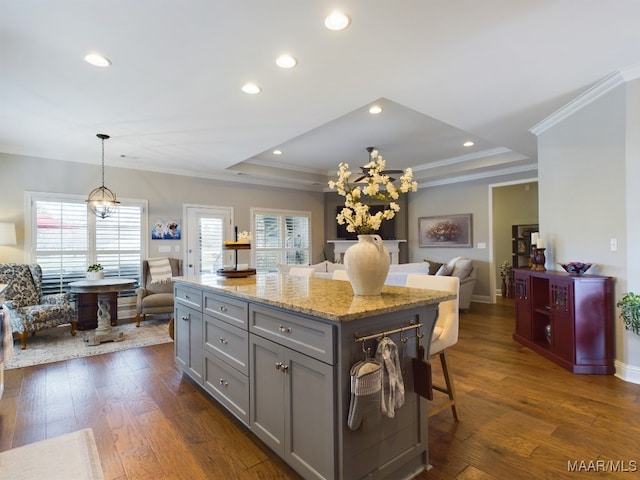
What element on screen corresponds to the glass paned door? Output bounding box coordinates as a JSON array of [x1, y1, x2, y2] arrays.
[[185, 206, 232, 276]]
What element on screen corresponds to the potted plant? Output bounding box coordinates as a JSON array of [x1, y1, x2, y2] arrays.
[[617, 292, 640, 335], [87, 263, 104, 281], [499, 260, 513, 298]]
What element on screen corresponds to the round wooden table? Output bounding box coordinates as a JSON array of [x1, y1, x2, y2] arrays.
[[69, 278, 136, 346]]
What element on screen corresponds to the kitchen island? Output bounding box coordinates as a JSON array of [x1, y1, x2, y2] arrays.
[[173, 273, 454, 480]]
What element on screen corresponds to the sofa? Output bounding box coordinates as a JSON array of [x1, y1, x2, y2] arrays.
[[277, 257, 477, 311]]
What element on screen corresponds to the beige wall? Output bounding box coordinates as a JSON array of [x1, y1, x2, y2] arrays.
[[492, 182, 539, 286]]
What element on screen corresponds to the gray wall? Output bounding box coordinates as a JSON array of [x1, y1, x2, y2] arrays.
[[536, 79, 640, 376], [0, 153, 326, 264], [407, 182, 491, 301]]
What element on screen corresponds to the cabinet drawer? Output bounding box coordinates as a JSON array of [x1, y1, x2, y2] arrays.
[[204, 352, 249, 425], [204, 292, 248, 329], [204, 314, 249, 375], [175, 284, 203, 310], [249, 305, 334, 364]]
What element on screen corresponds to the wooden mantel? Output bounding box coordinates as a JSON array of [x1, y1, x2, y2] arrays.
[[327, 239, 407, 264]]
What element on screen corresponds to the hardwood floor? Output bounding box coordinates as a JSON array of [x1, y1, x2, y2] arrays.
[[2, 299, 639, 479]]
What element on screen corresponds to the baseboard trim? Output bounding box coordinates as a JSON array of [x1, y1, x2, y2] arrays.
[[614, 360, 640, 385]]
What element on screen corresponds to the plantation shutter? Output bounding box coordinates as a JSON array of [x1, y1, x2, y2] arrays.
[[29, 193, 145, 296], [254, 210, 311, 272]]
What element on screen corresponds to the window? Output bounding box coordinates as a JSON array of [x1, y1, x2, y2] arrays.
[[252, 208, 311, 272], [26, 192, 147, 296]]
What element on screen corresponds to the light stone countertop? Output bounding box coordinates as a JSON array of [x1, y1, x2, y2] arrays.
[[173, 273, 455, 322]]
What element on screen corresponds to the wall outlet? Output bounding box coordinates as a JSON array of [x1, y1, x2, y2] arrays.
[[610, 238, 617, 251]]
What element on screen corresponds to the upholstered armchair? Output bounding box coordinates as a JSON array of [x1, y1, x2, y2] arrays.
[[135, 258, 182, 332], [0, 263, 76, 350]]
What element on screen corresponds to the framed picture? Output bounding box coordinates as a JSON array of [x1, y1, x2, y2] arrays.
[[151, 219, 181, 240], [419, 214, 472, 247]]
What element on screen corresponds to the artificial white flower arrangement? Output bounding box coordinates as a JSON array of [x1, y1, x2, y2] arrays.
[[237, 231, 252, 243], [328, 150, 418, 234]]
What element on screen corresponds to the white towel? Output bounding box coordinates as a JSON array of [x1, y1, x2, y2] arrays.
[[375, 337, 405, 418], [147, 257, 172, 284]]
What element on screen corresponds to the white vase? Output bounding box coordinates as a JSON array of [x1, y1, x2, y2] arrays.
[[344, 234, 390, 296], [87, 271, 104, 281]]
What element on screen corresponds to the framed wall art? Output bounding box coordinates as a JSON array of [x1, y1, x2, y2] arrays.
[[419, 214, 472, 247], [151, 219, 181, 240]]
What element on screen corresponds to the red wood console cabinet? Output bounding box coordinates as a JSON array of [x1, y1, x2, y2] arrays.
[[513, 269, 613, 374]]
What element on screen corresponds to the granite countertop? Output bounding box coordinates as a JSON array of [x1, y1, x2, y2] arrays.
[[173, 273, 455, 322]]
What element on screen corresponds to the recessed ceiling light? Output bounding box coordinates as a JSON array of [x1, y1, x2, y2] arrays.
[[241, 83, 261, 94], [369, 105, 383, 114], [324, 11, 351, 31], [273, 149, 283, 155], [84, 53, 111, 67], [463, 141, 475, 147], [276, 54, 297, 69]]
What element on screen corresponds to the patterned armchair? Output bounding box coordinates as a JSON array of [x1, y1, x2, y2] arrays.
[[0, 264, 76, 349]]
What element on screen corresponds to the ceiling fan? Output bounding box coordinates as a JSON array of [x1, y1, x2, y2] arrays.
[[354, 146, 404, 182]]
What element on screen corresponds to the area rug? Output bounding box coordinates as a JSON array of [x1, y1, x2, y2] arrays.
[[5, 318, 173, 369], [0, 428, 104, 479]]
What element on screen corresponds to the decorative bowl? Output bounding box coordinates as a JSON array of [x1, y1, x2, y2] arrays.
[[559, 262, 592, 275]]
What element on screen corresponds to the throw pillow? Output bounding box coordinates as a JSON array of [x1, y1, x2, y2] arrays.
[[424, 259, 444, 276], [451, 258, 473, 279], [435, 264, 453, 276]]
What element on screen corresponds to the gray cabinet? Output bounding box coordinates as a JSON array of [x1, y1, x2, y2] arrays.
[[175, 300, 203, 383], [173, 278, 441, 480], [250, 332, 335, 480], [202, 294, 250, 424]]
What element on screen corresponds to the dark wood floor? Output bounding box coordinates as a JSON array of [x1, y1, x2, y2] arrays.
[[2, 299, 640, 479]]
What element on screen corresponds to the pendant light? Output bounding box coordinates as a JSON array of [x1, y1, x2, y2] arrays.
[[86, 133, 120, 219]]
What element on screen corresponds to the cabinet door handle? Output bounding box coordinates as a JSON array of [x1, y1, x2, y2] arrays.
[[219, 305, 228, 312], [181, 315, 189, 321], [281, 364, 289, 372], [219, 337, 228, 345], [219, 379, 228, 387], [185, 294, 190, 299], [275, 362, 283, 370], [279, 325, 292, 334]]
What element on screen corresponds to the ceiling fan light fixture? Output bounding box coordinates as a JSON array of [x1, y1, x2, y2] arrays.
[[324, 11, 350, 31], [86, 133, 120, 219], [84, 53, 111, 67], [276, 54, 297, 69]]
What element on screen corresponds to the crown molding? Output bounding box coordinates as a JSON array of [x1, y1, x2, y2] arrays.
[[411, 147, 513, 172], [416, 163, 538, 188], [530, 63, 640, 136]]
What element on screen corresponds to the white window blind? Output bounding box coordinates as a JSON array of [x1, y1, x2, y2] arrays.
[[28, 193, 146, 296], [253, 209, 311, 272]]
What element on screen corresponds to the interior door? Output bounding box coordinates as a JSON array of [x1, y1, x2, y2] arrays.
[[185, 206, 233, 275]]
